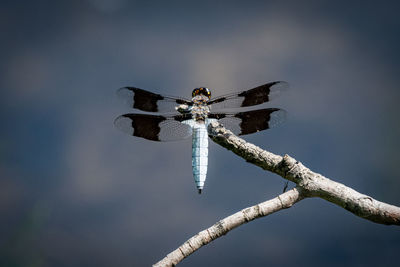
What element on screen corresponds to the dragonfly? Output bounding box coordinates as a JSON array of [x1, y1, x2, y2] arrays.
[[114, 81, 288, 194]]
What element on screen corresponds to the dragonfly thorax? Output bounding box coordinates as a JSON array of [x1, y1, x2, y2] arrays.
[[192, 94, 209, 104], [187, 95, 209, 121]]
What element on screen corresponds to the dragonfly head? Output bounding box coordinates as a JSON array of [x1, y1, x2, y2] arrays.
[[192, 87, 211, 99]]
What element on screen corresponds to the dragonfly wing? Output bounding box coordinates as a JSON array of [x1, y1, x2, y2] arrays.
[[209, 108, 286, 135], [117, 87, 192, 113], [114, 113, 193, 141], [208, 81, 289, 110]]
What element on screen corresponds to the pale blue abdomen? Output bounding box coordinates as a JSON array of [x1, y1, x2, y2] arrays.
[[191, 122, 208, 193]]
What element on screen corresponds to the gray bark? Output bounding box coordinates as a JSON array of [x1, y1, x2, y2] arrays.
[[153, 122, 400, 266]]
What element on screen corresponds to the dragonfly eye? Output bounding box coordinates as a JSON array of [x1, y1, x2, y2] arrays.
[[192, 87, 211, 99]]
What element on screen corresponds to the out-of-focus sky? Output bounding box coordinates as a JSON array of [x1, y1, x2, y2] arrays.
[[1, 0, 399, 266]]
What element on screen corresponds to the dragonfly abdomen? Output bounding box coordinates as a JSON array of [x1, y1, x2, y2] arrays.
[[191, 122, 208, 194]]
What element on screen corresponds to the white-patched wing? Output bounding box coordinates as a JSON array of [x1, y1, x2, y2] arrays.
[[209, 108, 286, 136], [208, 81, 289, 111], [117, 87, 191, 113], [114, 113, 192, 141]]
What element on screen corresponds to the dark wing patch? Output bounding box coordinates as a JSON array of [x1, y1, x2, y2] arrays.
[[117, 87, 192, 112], [208, 81, 289, 111], [114, 113, 192, 141], [208, 108, 286, 135]]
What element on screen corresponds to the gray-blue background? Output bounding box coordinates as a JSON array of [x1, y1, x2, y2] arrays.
[[1, 1, 399, 266]]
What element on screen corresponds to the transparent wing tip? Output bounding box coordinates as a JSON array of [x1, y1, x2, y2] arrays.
[[116, 86, 131, 96], [118, 86, 133, 94], [266, 81, 289, 102], [114, 115, 133, 135], [269, 109, 287, 128], [116, 87, 134, 107], [274, 81, 290, 90]]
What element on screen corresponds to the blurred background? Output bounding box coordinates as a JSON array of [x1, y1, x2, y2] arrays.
[[1, 0, 399, 266]]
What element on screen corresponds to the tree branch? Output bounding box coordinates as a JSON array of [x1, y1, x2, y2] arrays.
[[153, 187, 304, 267], [207, 121, 400, 225], [154, 122, 400, 266]]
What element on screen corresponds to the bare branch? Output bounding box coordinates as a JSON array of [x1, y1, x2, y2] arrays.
[[207, 121, 400, 225], [154, 122, 400, 266], [153, 188, 304, 267]]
